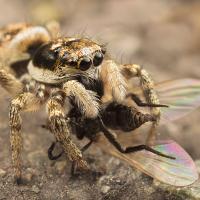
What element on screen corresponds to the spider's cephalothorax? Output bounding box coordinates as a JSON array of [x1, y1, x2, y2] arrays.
[[28, 37, 105, 84], [0, 22, 164, 184]]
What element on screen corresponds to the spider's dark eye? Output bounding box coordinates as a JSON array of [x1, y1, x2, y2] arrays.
[[67, 60, 77, 67], [60, 52, 78, 67], [93, 52, 104, 67], [60, 52, 69, 64], [32, 43, 58, 70], [101, 47, 106, 55], [79, 57, 92, 71]]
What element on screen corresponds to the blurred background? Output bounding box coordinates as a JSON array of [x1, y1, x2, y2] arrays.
[[0, 0, 200, 163]]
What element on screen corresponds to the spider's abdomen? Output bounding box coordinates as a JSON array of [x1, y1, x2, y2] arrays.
[[0, 23, 51, 78]]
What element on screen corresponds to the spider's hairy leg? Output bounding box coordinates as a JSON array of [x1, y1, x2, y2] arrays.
[[46, 91, 88, 170], [63, 80, 99, 118], [9, 93, 43, 184], [120, 64, 160, 144], [100, 60, 127, 103], [71, 140, 93, 176], [0, 69, 23, 96]]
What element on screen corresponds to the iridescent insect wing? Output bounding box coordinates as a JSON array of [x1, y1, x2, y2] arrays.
[[156, 79, 200, 122], [129, 79, 200, 123], [106, 140, 198, 186]]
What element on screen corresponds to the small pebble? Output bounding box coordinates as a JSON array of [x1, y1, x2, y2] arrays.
[[24, 173, 34, 182], [101, 185, 110, 194], [115, 179, 121, 183], [32, 185, 40, 194], [0, 169, 6, 177], [24, 168, 36, 182]]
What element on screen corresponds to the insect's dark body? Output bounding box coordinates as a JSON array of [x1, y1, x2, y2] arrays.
[[69, 102, 154, 141], [48, 77, 173, 168], [68, 75, 155, 141], [47, 75, 173, 171]]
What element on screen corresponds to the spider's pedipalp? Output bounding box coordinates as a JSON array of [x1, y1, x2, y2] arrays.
[[63, 80, 99, 118], [0, 69, 23, 96], [9, 92, 44, 183], [121, 64, 160, 108], [100, 59, 127, 103], [47, 92, 88, 170]]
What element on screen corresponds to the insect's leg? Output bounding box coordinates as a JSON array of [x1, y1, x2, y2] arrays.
[[0, 69, 23, 96], [99, 119, 174, 160], [47, 91, 88, 170], [71, 140, 93, 176], [48, 141, 64, 160], [121, 64, 160, 144], [47, 140, 93, 174], [99, 60, 127, 103], [48, 141, 93, 159], [126, 93, 168, 108], [63, 80, 99, 118], [81, 140, 93, 152], [9, 93, 43, 184]]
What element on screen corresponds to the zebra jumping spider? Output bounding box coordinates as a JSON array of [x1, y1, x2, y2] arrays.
[[0, 22, 165, 184]]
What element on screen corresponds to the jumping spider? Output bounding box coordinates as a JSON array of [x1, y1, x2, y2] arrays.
[[0, 22, 166, 184]]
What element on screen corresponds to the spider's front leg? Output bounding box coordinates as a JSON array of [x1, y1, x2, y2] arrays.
[[63, 80, 99, 118], [120, 64, 161, 144], [100, 60, 162, 144], [100, 60, 162, 109], [99, 60, 127, 103], [9, 93, 43, 184], [121, 64, 160, 108], [46, 90, 89, 171]]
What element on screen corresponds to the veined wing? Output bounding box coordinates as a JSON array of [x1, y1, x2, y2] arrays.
[[157, 79, 200, 122], [129, 79, 200, 122], [102, 139, 198, 186]]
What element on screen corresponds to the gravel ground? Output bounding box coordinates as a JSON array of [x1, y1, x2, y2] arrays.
[[0, 0, 200, 199]]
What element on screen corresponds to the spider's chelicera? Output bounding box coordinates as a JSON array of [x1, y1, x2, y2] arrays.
[[0, 22, 167, 184]]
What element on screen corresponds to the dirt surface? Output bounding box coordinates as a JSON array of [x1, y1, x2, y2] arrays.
[[0, 0, 200, 199]]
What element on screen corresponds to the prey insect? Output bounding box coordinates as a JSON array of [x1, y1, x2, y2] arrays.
[[48, 78, 200, 186], [46, 100, 174, 171], [108, 78, 200, 186], [0, 22, 167, 184]]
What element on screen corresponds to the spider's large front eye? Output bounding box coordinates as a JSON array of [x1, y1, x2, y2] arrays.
[[32, 43, 58, 70], [93, 52, 104, 67], [78, 57, 92, 71]]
